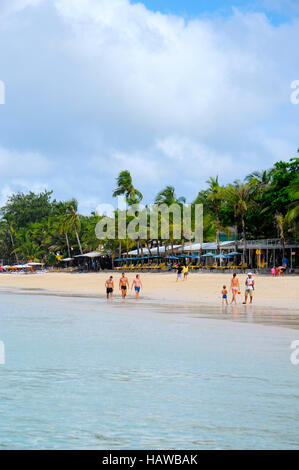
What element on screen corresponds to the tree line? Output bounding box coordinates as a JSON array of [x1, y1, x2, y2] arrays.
[[0, 153, 298, 264]]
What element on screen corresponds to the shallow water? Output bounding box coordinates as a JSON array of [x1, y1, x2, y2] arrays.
[[0, 293, 298, 449]]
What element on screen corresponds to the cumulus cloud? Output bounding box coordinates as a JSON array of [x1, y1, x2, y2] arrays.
[[0, 0, 298, 212]]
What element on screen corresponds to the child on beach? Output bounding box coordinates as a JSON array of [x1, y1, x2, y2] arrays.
[[183, 265, 189, 280], [131, 274, 143, 299], [222, 285, 228, 305]]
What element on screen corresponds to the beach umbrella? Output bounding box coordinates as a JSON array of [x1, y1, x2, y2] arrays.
[[201, 252, 214, 257], [213, 254, 228, 259], [227, 251, 242, 256]]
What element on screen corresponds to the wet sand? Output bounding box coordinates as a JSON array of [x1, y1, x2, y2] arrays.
[[1, 271, 298, 313]]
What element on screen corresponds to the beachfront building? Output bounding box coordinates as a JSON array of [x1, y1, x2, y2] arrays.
[[182, 238, 299, 271], [122, 238, 299, 272]]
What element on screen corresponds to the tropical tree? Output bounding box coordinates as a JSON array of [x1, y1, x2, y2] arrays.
[[223, 185, 240, 254], [286, 175, 299, 226], [205, 177, 223, 253], [226, 181, 251, 263], [62, 203, 83, 255], [113, 170, 143, 205], [3, 215, 19, 263], [245, 169, 273, 189], [275, 214, 287, 260], [155, 185, 186, 253]]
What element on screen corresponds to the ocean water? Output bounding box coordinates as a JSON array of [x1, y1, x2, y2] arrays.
[[0, 292, 298, 450]]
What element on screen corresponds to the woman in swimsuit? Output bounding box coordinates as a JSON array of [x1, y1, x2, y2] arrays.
[[230, 273, 240, 305], [131, 274, 143, 299]]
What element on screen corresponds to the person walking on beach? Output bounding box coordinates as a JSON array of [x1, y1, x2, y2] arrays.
[[222, 285, 228, 306], [176, 264, 183, 281], [243, 273, 255, 304], [131, 274, 143, 299], [119, 273, 129, 299], [183, 265, 189, 280], [230, 273, 240, 304], [105, 276, 114, 299]]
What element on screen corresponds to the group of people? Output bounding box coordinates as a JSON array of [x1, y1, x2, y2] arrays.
[[221, 272, 255, 306], [176, 265, 189, 281], [105, 273, 143, 299], [271, 266, 286, 277]]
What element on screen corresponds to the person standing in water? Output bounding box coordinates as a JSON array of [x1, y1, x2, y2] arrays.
[[131, 274, 143, 299], [119, 273, 129, 299], [221, 285, 228, 306], [243, 273, 255, 304], [105, 275, 114, 299], [230, 273, 240, 304]]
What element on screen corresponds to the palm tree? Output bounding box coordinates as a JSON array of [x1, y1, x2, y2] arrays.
[[275, 214, 287, 260], [205, 177, 223, 253], [155, 185, 186, 206], [286, 175, 299, 225], [3, 215, 19, 263], [113, 170, 143, 256], [226, 181, 251, 263], [63, 204, 83, 255], [58, 216, 71, 258], [155, 185, 186, 254], [223, 184, 240, 253], [113, 170, 143, 205], [245, 169, 272, 189]]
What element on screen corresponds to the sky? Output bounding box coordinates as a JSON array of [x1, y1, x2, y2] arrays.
[[0, 0, 298, 214]]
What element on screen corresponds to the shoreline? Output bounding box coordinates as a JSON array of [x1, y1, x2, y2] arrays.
[[1, 271, 299, 307], [1, 283, 299, 332], [1, 270, 299, 314]]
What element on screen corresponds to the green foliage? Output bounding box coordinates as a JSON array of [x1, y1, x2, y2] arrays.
[[0, 152, 298, 263]]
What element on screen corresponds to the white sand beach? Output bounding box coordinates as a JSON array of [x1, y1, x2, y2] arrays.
[[1, 271, 298, 311]]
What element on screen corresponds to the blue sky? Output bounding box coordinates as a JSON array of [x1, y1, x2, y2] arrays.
[[0, 0, 298, 214], [135, 0, 299, 23]]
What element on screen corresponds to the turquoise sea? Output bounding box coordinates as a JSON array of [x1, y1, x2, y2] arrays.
[[0, 292, 298, 449]]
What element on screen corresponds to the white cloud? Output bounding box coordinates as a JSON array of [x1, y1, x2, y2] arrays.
[[0, 147, 53, 178], [0, 0, 298, 211]]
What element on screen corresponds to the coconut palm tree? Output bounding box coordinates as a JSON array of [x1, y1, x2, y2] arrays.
[[155, 185, 186, 254], [3, 215, 19, 263], [245, 169, 273, 189], [63, 204, 83, 255], [223, 184, 240, 254], [113, 170, 143, 205], [225, 181, 251, 263], [275, 213, 287, 260], [205, 177, 223, 253], [286, 175, 299, 225], [113, 170, 143, 256]]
